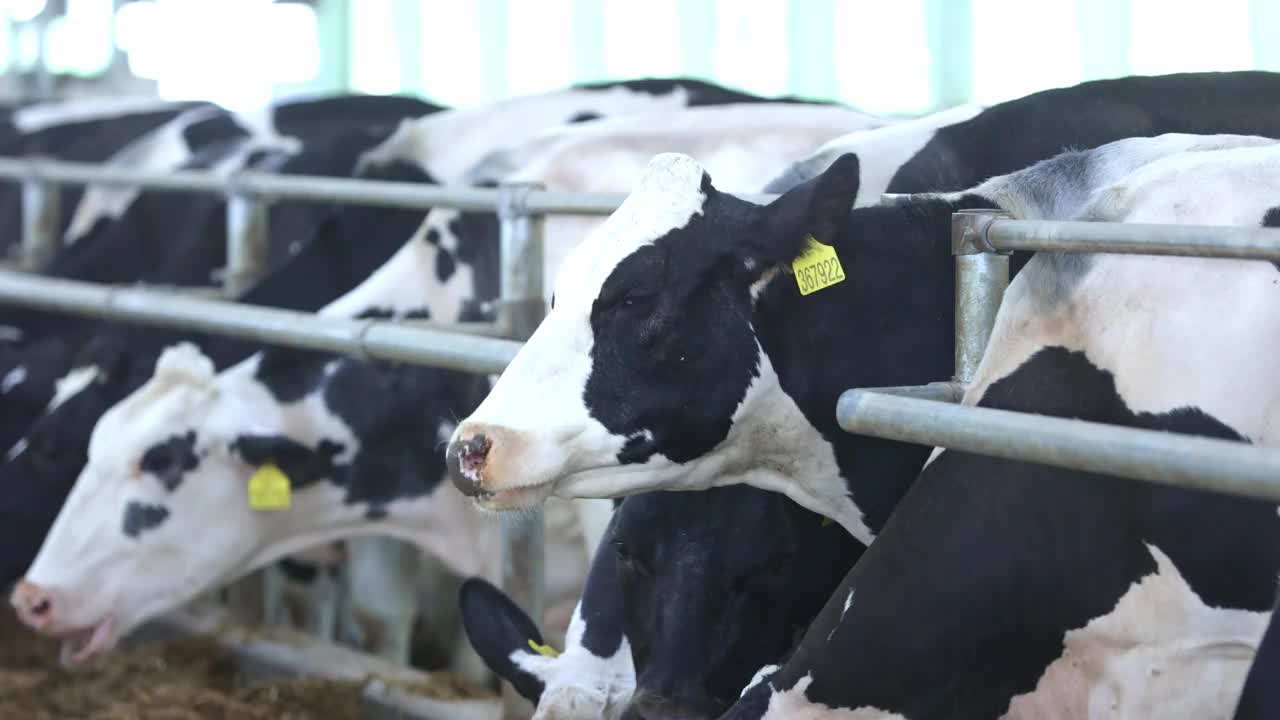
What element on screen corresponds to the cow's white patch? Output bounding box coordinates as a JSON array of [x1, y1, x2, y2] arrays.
[[513, 602, 636, 720], [758, 674, 907, 719], [12, 96, 186, 133], [1003, 545, 1266, 720], [2, 365, 27, 394], [7, 437, 28, 461], [742, 664, 781, 698], [827, 589, 855, 642], [49, 366, 100, 411]]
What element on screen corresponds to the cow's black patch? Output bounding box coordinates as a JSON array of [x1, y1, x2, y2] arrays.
[[181, 111, 249, 153], [231, 435, 344, 490], [435, 248, 456, 282], [276, 557, 319, 584], [139, 430, 199, 492], [276, 556, 320, 584], [886, 71, 1280, 195], [572, 77, 820, 107], [614, 486, 862, 718], [424, 227, 441, 246], [122, 501, 170, 539], [758, 346, 1280, 719], [365, 506, 388, 521], [1264, 206, 1280, 271], [567, 111, 602, 124], [447, 209, 501, 315]]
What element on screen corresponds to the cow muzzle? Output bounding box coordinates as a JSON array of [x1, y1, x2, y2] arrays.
[[446, 431, 493, 498], [11, 579, 117, 666]]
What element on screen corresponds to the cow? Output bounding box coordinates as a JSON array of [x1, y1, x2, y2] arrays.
[[441, 133, 1279, 716], [0, 98, 207, 259], [0, 94, 879, 675], [460, 484, 863, 720], [765, 70, 1280, 199], [725, 141, 1280, 719], [444, 70, 1280, 516]]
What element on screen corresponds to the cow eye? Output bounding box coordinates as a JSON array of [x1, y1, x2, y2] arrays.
[[612, 540, 652, 578]]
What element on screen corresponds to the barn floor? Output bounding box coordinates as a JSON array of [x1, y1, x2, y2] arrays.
[[0, 609, 492, 719]]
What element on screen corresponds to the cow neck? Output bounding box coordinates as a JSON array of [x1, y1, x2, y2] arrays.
[[251, 479, 501, 583], [750, 195, 995, 535]]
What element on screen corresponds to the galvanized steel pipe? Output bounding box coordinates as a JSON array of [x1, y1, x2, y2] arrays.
[[976, 215, 1280, 261], [0, 270, 523, 374], [223, 189, 269, 296], [837, 389, 1280, 502], [496, 182, 547, 636], [20, 175, 60, 271], [952, 210, 1010, 384]]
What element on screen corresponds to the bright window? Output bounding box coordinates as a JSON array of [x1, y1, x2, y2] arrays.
[[1128, 0, 1253, 74], [972, 0, 1082, 105], [834, 0, 934, 115]]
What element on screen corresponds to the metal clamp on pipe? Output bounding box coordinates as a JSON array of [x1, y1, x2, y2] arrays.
[[837, 388, 1280, 503]]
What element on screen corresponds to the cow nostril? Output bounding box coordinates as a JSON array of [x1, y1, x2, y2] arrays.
[[12, 580, 56, 628], [447, 433, 493, 498]]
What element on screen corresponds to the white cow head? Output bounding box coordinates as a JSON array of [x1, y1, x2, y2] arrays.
[[13, 338, 487, 664], [12, 344, 279, 663], [445, 152, 860, 513]]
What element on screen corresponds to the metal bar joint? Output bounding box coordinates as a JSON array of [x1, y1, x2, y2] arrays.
[[952, 209, 1012, 256]]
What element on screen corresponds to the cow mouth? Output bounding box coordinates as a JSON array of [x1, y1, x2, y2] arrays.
[[58, 615, 116, 667], [471, 483, 554, 512]]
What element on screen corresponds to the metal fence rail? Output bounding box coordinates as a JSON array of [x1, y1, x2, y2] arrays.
[[0, 270, 524, 373], [839, 209, 1280, 501]]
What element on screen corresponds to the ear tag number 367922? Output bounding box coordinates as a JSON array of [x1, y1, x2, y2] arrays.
[[792, 234, 846, 296], [249, 463, 291, 511]]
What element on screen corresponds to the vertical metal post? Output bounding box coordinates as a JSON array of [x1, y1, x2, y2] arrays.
[[497, 181, 546, 720], [951, 210, 1011, 386], [223, 183, 269, 297], [20, 174, 61, 271]]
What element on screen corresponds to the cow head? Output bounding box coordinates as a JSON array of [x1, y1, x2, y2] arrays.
[[12, 343, 265, 664], [12, 332, 492, 664], [461, 485, 862, 720], [446, 152, 859, 512]]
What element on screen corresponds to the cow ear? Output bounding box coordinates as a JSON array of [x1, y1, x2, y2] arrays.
[[737, 153, 860, 276], [155, 342, 215, 387], [459, 578, 552, 703], [230, 433, 337, 482]]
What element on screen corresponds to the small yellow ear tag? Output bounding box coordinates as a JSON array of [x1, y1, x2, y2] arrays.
[[791, 235, 846, 296], [249, 463, 291, 511], [821, 517, 834, 528], [528, 639, 560, 658]]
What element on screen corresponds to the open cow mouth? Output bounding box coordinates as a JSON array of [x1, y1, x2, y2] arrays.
[[58, 615, 115, 667]]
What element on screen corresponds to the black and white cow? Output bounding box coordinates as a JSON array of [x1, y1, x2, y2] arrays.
[[0, 98, 206, 258], [0, 92, 877, 673], [461, 484, 863, 720], [724, 140, 1280, 719], [442, 132, 1280, 717], [765, 70, 1280, 199], [0, 77, 769, 595]]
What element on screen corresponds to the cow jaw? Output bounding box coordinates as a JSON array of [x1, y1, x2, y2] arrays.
[[58, 614, 116, 667]]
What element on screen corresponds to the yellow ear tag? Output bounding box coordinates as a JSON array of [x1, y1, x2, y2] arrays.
[[791, 234, 846, 296], [528, 639, 560, 658], [248, 463, 291, 511], [821, 517, 834, 528]]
